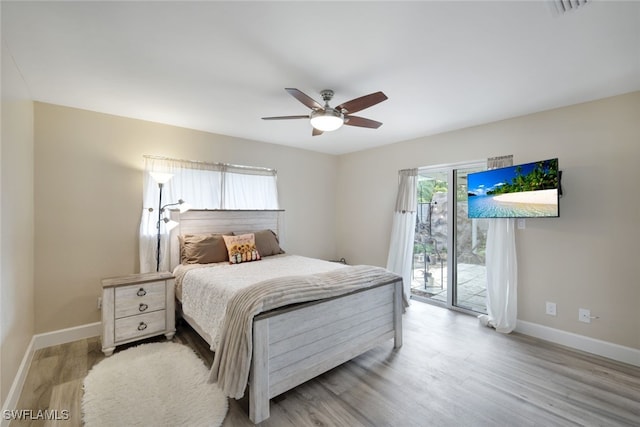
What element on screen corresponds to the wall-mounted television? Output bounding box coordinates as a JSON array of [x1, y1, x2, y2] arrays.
[[467, 158, 560, 218]]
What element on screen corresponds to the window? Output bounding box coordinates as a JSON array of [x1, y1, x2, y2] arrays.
[[139, 156, 279, 272]]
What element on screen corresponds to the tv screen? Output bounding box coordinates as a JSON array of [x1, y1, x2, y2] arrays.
[[467, 158, 560, 218]]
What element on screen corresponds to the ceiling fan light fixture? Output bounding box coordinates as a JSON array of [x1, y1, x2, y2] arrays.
[[263, 88, 387, 136], [310, 109, 344, 132]]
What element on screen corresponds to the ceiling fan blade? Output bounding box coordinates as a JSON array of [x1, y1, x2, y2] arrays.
[[336, 91, 387, 114], [344, 115, 383, 129], [312, 127, 324, 136], [262, 115, 309, 120], [285, 88, 323, 110]]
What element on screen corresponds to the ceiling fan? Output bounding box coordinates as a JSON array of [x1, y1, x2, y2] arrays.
[[262, 88, 388, 136]]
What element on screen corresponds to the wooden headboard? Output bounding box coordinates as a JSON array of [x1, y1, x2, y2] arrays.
[[168, 209, 285, 271]]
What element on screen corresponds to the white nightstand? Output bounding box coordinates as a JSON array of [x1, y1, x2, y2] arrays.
[[101, 272, 176, 356]]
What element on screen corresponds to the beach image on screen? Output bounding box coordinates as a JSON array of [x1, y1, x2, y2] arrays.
[[467, 159, 559, 218]]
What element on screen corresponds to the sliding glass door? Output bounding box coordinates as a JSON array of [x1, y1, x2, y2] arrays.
[[412, 168, 449, 304], [453, 166, 489, 313], [410, 162, 489, 314]]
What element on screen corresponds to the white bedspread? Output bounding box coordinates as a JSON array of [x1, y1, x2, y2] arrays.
[[175, 255, 347, 348]]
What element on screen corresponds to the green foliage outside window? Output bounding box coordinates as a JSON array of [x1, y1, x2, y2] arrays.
[[417, 178, 447, 203], [487, 159, 559, 195]]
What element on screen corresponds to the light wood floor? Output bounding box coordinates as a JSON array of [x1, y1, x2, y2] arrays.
[[11, 302, 640, 426]]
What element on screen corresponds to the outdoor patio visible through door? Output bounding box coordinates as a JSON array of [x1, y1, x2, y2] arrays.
[[410, 162, 489, 314]]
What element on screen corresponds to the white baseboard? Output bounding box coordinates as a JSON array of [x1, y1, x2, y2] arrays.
[[1, 337, 36, 427], [516, 320, 640, 367], [32, 321, 100, 350], [1, 322, 101, 426]]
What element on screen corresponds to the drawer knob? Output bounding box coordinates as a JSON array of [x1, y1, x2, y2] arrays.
[[136, 288, 147, 297], [137, 322, 148, 331], [139, 303, 149, 312]]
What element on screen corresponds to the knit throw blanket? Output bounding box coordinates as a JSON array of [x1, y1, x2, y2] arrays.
[[208, 264, 402, 399]]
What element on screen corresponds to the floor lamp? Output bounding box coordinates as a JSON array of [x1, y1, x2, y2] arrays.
[[148, 172, 187, 272]]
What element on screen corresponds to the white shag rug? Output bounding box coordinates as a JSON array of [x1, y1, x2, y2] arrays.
[[82, 342, 228, 427]]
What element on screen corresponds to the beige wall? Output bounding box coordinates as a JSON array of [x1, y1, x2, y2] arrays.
[[336, 92, 640, 350], [1, 43, 35, 404], [33, 103, 338, 333]]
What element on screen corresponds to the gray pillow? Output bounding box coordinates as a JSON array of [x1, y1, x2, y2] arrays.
[[179, 233, 232, 264]]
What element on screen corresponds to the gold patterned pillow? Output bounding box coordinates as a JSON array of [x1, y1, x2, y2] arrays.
[[232, 229, 285, 257], [222, 234, 261, 264]]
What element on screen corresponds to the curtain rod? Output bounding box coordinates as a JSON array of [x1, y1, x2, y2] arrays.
[[488, 154, 513, 162], [398, 167, 418, 173], [143, 155, 277, 173]]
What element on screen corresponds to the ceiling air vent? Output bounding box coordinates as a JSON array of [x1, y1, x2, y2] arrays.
[[551, 0, 590, 14]]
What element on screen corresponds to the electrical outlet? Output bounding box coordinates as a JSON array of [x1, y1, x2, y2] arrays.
[[579, 308, 591, 323], [97, 296, 102, 310], [545, 301, 557, 316], [517, 218, 526, 229]]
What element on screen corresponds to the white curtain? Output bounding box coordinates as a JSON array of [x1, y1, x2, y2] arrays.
[[478, 155, 518, 333], [223, 166, 279, 209], [139, 156, 279, 273], [386, 168, 418, 307]]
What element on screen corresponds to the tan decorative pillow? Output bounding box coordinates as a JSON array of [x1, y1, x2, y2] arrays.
[[223, 234, 261, 264], [233, 229, 285, 257], [180, 233, 231, 264]]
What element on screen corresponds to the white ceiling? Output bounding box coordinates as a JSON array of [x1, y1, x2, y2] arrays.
[[3, 1, 639, 155]]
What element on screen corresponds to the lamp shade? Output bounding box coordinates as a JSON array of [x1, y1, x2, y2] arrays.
[[149, 171, 173, 184], [310, 109, 344, 132], [163, 217, 179, 231], [178, 201, 191, 213]]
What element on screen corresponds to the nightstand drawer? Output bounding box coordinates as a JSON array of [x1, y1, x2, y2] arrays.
[[114, 310, 166, 342], [102, 272, 175, 356], [115, 280, 166, 318]]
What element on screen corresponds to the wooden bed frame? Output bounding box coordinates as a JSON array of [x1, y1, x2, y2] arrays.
[[169, 209, 403, 424]]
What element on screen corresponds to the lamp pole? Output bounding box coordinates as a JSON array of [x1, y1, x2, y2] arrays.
[[148, 172, 187, 273], [156, 182, 163, 272]]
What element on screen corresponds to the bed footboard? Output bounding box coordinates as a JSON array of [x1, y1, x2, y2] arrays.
[[248, 279, 403, 423]]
